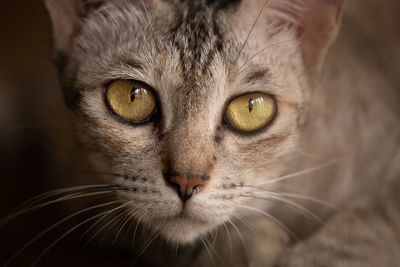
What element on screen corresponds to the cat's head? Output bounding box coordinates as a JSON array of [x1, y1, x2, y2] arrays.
[[46, 0, 345, 244]]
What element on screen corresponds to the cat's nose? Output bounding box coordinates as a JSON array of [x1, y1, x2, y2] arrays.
[[166, 175, 207, 202]]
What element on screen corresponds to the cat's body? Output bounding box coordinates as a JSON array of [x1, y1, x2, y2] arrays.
[[4, 0, 399, 266]]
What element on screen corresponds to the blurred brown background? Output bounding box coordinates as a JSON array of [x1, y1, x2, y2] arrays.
[[0, 0, 399, 266], [0, 1, 60, 214], [0, 0, 77, 216], [0, 1, 93, 265]]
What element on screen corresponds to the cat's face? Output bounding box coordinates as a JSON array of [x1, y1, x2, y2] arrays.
[[46, 0, 344, 243]]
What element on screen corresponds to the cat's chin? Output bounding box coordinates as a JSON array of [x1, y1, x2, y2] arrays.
[[154, 216, 217, 244]]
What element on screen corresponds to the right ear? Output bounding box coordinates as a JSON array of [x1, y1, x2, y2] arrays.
[[45, 0, 105, 54], [234, 0, 346, 73]]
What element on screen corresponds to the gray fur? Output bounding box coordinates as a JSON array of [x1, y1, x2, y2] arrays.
[[45, 0, 400, 266]]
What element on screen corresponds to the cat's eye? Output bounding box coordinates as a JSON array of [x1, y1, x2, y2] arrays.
[[225, 92, 276, 133], [106, 80, 156, 123]]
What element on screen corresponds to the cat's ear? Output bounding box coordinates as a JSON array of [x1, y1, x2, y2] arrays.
[[45, 0, 105, 54], [239, 0, 346, 72], [269, 0, 346, 71]]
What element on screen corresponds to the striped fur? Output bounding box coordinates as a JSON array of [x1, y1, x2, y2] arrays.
[[45, 0, 400, 266]]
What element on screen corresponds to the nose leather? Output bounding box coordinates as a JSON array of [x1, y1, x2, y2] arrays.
[[167, 175, 206, 202]]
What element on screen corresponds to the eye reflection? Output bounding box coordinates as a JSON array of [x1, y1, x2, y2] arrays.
[[106, 80, 156, 123], [225, 92, 276, 133]]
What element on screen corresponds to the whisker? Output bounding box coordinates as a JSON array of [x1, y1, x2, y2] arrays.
[[240, 185, 340, 211], [206, 234, 222, 264], [241, 194, 324, 225], [98, 209, 133, 251], [199, 235, 215, 265], [123, 212, 137, 249], [211, 227, 218, 247], [141, 0, 154, 33], [238, 38, 299, 72], [277, 192, 340, 210], [78, 171, 127, 179], [131, 231, 160, 265], [132, 210, 148, 248], [236, 204, 299, 241], [79, 198, 132, 244], [222, 222, 233, 258], [231, 212, 256, 232], [6, 184, 117, 215], [135, 10, 149, 45], [30, 201, 134, 267], [4, 200, 120, 267], [6, 192, 81, 219], [255, 159, 338, 186], [227, 218, 249, 260], [234, 0, 271, 64], [1, 188, 121, 228], [113, 212, 134, 245], [238, 36, 316, 73], [83, 208, 132, 249]]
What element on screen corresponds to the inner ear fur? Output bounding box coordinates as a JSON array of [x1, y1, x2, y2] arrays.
[[269, 0, 347, 71], [45, 0, 107, 54], [237, 0, 346, 72]]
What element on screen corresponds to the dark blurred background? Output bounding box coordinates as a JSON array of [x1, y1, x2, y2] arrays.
[[0, 0, 88, 216], [0, 1, 95, 265], [1, 0, 57, 214], [0, 0, 399, 266]]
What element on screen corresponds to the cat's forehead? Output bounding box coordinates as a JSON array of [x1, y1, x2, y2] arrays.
[[170, 4, 224, 86], [72, 0, 299, 124], [163, 2, 238, 115], [74, 1, 240, 115]]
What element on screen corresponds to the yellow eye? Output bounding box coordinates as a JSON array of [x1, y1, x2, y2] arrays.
[[225, 92, 276, 132], [106, 80, 156, 123]]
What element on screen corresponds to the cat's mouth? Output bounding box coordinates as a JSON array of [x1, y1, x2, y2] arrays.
[[120, 187, 229, 244]]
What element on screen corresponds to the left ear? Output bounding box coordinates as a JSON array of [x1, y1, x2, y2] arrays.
[[269, 0, 347, 71], [45, 0, 106, 55]]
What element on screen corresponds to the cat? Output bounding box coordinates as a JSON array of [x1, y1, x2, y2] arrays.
[[3, 0, 400, 266]]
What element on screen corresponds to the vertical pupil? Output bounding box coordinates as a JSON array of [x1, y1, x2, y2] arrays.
[[248, 98, 254, 113], [130, 89, 136, 102]]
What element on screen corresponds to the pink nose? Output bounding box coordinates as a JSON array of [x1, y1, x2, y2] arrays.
[[167, 175, 206, 202]]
